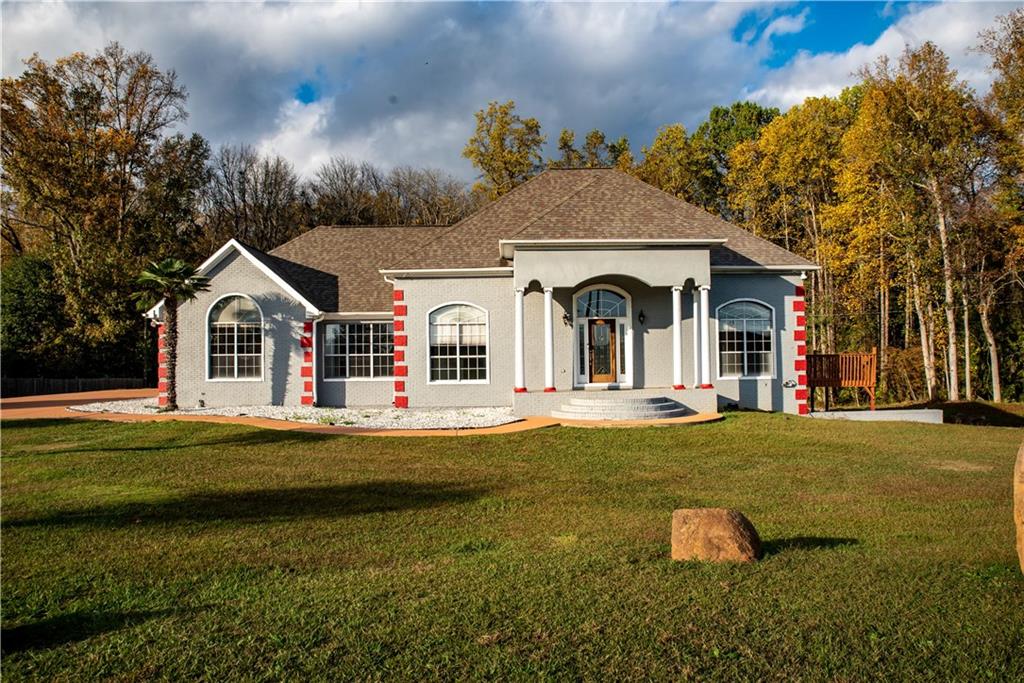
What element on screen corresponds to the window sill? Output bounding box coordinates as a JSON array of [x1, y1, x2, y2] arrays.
[[428, 380, 490, 385], [717, 375, 775, 381], [323, 377, 394, 383], [205, 378, 265, 383]]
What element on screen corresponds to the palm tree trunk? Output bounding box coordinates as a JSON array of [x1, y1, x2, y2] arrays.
[[165, 296, 179, 411]]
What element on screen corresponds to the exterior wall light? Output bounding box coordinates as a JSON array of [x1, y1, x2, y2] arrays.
[[638, 309, 646, 325]]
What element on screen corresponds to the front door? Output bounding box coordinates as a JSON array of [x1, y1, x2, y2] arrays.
[[588, 318, 616, 383]]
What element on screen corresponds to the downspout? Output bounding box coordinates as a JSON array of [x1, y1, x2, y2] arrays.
[[311, 313, 326, 407]]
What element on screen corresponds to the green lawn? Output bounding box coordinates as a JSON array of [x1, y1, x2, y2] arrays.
[[2, 414, 1022, 680]]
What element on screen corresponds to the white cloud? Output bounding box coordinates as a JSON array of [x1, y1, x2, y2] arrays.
[[2, 1, 1018, 180], [746, 1, 1012, 109]]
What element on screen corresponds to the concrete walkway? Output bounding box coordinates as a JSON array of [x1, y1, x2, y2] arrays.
[[0, 389, 722, 437]]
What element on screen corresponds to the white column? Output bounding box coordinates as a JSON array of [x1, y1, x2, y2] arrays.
[[543, 287, 555, 391], [672, 286, 683, 389], [514, 287, 526, 392], [692, 290, 701, 387], [699, 285, 712, 388]]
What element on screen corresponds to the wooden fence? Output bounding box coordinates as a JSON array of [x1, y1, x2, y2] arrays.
[[1, 377, 149, 398], [806, 348, 877, 411]]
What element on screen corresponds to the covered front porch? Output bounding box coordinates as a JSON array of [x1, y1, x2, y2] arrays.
[[505, 239, 724, 417]]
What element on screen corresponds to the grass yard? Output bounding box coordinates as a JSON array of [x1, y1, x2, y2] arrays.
[[2, 414, 1022, 680]]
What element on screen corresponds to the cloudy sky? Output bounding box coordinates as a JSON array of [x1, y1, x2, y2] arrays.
[[3, 1, 1020, 181]]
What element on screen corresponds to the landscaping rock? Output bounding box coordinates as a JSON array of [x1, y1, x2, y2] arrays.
[[671, 508, 762, 563], [1016, 441, 1024, 574]]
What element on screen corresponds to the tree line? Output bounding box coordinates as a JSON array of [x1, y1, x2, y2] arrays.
[[1, 44, 477, 378], [2, 10, 1022, 404]]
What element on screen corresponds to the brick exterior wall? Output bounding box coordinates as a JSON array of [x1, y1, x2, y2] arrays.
[[157, 324, 168, 406], [392, 288, 408, 408], [793, 284, 809, 415], [301, 320, 314, 405]]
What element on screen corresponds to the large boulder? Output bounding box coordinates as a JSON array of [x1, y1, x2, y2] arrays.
[[671, 508, 762, 563], [1015, 441, 1024, 574]]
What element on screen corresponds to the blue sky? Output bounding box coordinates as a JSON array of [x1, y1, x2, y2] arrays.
[[2, 1, 1019, 180]]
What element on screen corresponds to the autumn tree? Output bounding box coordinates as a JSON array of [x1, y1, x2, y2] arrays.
[[635, 124, 715, 209], [1, 42, 205, 374], [582, 129, 608, 167], [692, 101, 779, 216], [463, 100, 545, 199], [857, 42, 989, 400], [550, 129, 583, 168], [607, 136, 635, 171]]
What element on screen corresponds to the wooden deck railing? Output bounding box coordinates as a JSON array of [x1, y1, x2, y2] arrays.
[[806, 348, 877, 411]]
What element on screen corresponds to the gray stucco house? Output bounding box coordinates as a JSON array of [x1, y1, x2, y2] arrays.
[[148, 169, 817, 418]]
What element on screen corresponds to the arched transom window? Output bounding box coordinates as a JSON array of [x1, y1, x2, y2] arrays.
[[576, 289, 627, 318], [718, 300, 773, 378], [209, 295, 263, 379], [429, 304, 488, 382]]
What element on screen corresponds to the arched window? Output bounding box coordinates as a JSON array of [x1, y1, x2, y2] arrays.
[[209, 295, 263, 379], [576, 289, 627, 318], [718, 300, 773, 378], [429, 304, 488, 382]]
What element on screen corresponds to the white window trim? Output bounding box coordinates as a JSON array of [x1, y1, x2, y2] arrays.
[[205, 293, 265, 382], [322, 321, 395, 382], [714, 298, 777, 381], [426, 301, 490, 385], [572, 284, 633, 388]]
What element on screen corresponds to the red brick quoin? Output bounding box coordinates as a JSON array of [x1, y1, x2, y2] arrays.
[[793, 285, 809, 415], [157, 324, 168, 406], [300, 320, 314, 405], [393, 289, 409, 408]]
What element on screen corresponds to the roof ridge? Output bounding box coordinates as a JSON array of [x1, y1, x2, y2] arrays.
[[387, 168, 565, 270], [504, 173, 603, 240]]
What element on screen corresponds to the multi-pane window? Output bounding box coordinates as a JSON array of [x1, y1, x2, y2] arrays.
[[324, 322, 394, 379], [209, 296, 263, 379], [718, 301, 773, 378], [429, 304, 488, 382]]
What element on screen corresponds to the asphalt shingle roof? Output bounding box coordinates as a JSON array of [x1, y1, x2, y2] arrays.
[[267, 226, 448, 312], [387, 168, 816, 270], [254, 169, 814, 313]]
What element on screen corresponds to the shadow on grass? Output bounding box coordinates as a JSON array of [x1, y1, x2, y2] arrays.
[[6, 481, 488, 528], [934, 401, 1024, 428], [762, 536, 859, 556], [1, 419, 335, 455], [1, 608, 176, 653]]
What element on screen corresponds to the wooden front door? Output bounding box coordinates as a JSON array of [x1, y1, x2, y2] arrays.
[[588, 318, 616, 383]]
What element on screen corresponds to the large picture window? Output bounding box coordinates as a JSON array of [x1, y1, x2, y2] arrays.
[[718, 300, 774, 378], [324, 322, 394, 379], [429, 304, 488, 382], [209, 295, 263, 379]]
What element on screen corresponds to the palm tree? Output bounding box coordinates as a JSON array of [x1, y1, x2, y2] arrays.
[[137, 259, 209, 411]]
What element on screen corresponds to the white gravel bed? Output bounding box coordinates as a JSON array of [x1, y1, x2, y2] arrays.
[[69, 398, 518, 430]]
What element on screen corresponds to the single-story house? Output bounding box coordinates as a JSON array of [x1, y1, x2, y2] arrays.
[[147, 168, 817, 418]]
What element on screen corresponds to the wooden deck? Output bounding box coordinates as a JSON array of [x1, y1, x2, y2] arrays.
[[806, 348, 877, 411]]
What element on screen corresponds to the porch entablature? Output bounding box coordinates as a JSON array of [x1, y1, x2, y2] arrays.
[[504, 239, 721, 289]]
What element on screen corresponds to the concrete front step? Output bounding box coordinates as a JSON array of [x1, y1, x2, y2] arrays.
[[566, 396, 677, 407], [553, 395, 690, 421], [551, 407, 692, 421]]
